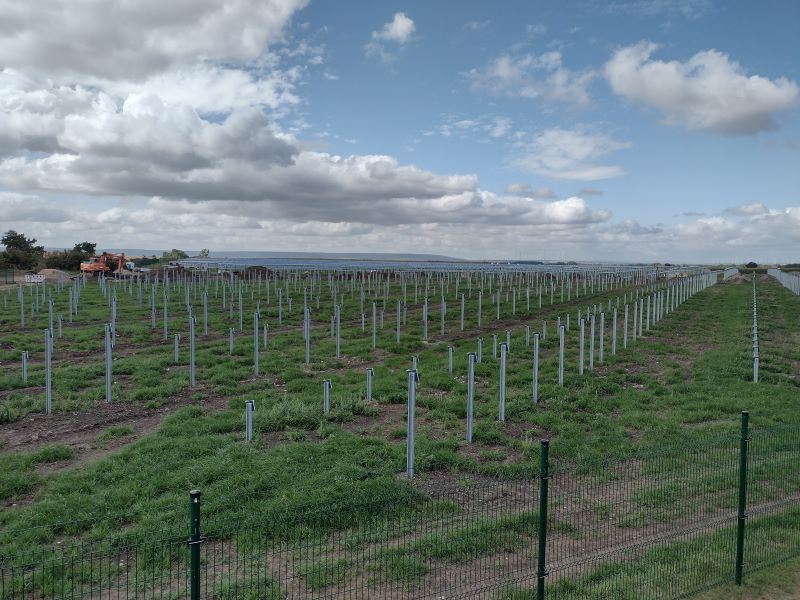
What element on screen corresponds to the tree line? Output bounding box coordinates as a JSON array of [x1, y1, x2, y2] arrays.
[[0, 230, 208, 272]]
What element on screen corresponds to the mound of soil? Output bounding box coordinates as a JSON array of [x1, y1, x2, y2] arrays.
[[721, 274, 750, 284], [38, 269, 73, 283]]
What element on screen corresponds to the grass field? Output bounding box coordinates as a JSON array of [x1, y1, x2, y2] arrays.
[[0, 269, 798, 598]]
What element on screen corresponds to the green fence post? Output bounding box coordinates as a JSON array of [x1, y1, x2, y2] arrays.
[[189, 489, 202, 600], [735, 411, 750, 585], [537, 439, 550, 600]]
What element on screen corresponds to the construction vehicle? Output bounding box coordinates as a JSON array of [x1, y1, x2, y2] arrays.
[[80, 252, 126, 276]]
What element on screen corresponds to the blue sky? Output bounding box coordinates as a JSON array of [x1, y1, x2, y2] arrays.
[[0, 0, 798, 262]]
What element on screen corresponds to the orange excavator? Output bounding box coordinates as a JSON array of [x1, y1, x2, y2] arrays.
[[80, 252, 125, 276]]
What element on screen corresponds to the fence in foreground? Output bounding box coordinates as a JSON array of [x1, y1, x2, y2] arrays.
[[2, 413, 799, 599]]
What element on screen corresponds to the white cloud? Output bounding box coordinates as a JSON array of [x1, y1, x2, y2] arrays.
[[6, 192, 799, 263], [103, 65, 302, 116], [605, 42, 799, 135], [466, 51, 595, 106], [427, 114, 513, 141], [366, 12, 415, 61], [464, 20, 492, 32], [0, 192, 71, 222], [526, 24, 547, 36], [487, 117, 512, 138], [512, 126, 630, 180], [723, 202, 769, 216], [372, 12, 415, 43], [0, 0, 309, 82]]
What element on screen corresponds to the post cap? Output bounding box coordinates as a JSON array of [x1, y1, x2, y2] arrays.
[[189, 489, 201, 498]]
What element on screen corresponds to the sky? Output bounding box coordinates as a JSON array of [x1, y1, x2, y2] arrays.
[[0, 0, 799, 263]]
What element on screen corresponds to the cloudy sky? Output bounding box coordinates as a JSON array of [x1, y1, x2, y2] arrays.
[[1, 0, 799, 262]]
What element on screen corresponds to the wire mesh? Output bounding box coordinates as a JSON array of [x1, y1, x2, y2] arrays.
[[2, 425, 799, 599]]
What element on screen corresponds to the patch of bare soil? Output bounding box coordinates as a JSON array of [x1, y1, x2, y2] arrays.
[[0, 386, 227, 456]]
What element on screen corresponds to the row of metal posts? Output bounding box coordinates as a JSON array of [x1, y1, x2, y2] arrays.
[[9, 268, 712, 422]]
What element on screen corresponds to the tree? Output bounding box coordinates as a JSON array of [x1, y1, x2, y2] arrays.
[[0, 230, 45, 270], [745, 261, 758, 268], [197, 248, 210, 258], [73, 241, 96, 255], [2, 230, 44, 254], [43, 240, 98, 271], [161, 249, 189, 262]]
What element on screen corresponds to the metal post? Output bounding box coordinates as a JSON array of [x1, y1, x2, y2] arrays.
[[174, 334, 180, 362], [589, 313, 595, 371], [612, 308, 617, 355], [163, 293, 168, 340], [366, 368, 373, 402], [447, 345, 453, 374], [396, 300, 401, 343], [532, 333, 539, 403], [253, 311, 259, 376], [499, 342, 507, 421], [323, 379, 331, 414], [477, 337, 483, 363], [371, 302, 377, 350], [735, 411, 750, 585], [189, 316, 196, 387], [406, 369, 418, 479], [188, 490, 201, 600], [45, 329, 53, 413], [335, 305, 341, 358], [466, 352, 475, 442], [578, 318, 585, 375], [304, 308, 310, 366], [229, 327, 234, 355], [203, 292, 208, 335], [245, 400, 254, 442], [22, 351, 29, 385], [104, 323, 112, 403], [536, 439, 550, 600], [558, 325, 564, 386]]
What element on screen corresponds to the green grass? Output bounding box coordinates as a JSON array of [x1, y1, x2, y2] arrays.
[[0, 273, 798, 599]]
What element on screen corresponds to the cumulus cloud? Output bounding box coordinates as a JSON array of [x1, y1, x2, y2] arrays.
[[0, 0, 309, 82], [0, 192, 71, 222], [723, 202, 769, 216], [466, 51, 595, 106], [366, 13, 415, 61], [103, 65, 303, 115], [5, 192, 798, 263], [605, 42, 799, 134], [512, 126, 630, 180]]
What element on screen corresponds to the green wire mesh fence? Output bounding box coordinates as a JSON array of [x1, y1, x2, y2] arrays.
[[2, 413, 799, 599]]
